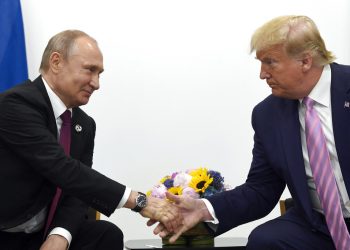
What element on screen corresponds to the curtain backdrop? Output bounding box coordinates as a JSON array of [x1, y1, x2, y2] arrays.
[[0, 0, 28, 92]]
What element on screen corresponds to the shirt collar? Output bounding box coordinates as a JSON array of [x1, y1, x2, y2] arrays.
[[306, 64, 331, 107], [42, 76, 72, 119]]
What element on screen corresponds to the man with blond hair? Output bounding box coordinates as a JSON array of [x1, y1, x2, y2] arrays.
[[153, 15, 350, 249]]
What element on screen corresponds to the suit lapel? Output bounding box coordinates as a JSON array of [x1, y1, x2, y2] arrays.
[[330, 63, 350, 194], [278, 99, 314, 218], [32, 76, 58, 137], [70, 108, 85, 159], [278, 63, 350, 232], [33, 77, 88, 160]]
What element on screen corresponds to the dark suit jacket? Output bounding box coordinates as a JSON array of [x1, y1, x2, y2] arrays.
[[208, 63, 350, 236], [0, 76, 126, 238]]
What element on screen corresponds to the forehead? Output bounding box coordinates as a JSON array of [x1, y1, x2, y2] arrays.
[[69, 37, 104, 70], [256, 44, 287, 61]]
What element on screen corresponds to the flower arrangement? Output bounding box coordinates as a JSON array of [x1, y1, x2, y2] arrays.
[[147, 167, 229, 199]]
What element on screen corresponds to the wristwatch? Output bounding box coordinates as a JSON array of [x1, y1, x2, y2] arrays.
[[131, 192, 147, 212]]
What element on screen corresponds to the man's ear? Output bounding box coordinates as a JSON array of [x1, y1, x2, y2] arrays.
[[49, 52, 63, 74], [300, 52, 313, 72]]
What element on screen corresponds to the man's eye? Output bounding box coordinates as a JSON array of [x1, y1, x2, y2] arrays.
[[263, 59, 277, 66]]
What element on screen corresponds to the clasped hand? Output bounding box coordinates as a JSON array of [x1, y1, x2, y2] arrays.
[[143, 192, 211, 243]]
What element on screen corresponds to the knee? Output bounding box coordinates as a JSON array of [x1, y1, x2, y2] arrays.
[[100, 221, 124, 247], [247, 225, 279, 250], [104, 221, 124, 239]]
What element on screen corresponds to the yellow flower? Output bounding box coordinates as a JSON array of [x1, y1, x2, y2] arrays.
[[168, 186, 183, 196], [189, 168, 213, 194]]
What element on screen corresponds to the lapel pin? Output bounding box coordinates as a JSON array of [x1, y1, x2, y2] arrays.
[[344, 101, 350, 108], [75, 124, 82, 132]]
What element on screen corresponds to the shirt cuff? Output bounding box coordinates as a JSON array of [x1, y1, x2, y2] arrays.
[[48, 227, 72, 249], [117, 187, 131, 209], [201, 198, 219, 224]]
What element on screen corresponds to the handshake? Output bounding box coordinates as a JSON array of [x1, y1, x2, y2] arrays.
[[137, 191, 214, 243], [127, 168, 227, 242]]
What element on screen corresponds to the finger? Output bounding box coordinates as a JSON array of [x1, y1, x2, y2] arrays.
[[166, 208, 183, 230], [159, 228, 170, 238], [169, 227, 187, 243], [164, 211, 183, 233], [170, 213, 183, 232], [161, 216, 174, 233], [147, 219, 157, 227], [166, 192, 180, 204], [153, 223, 165, 235]]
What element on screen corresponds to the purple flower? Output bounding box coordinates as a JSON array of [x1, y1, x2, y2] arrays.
[[208, 170, 224, 191], [202, 186, 219, 198], [151, 184, 167, 199], [163, 179, 174, 188], [171, 172, 178, 179]]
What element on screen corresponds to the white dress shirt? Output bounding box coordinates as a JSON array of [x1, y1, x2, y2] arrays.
[[299, 65, 350, 217]]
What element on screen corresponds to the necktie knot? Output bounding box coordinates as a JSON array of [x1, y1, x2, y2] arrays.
[[303, 96, 314, 109], [60, 110, 71, 125]]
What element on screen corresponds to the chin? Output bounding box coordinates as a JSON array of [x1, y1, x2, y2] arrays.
[[80, 101, 89, 106], [271, 90, 285, 98], [75, 100, 89, 107]]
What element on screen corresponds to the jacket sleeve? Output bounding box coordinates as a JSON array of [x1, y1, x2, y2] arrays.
[[0, 84, 126, 217], [208, 105, 286, 235]]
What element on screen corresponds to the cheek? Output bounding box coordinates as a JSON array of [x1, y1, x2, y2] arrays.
[[72, 75, 88, 88]]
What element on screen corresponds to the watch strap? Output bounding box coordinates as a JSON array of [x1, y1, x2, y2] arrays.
[[131, 192, 147, 212]]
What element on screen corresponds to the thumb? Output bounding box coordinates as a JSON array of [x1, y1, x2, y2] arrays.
[[146, 219, 157, 227], [166, 192, 181, 204]]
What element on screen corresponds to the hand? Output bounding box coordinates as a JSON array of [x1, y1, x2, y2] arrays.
[[149, 192, 213, 243], [40, 234, 69, 250], [140, 195, 182, 233]]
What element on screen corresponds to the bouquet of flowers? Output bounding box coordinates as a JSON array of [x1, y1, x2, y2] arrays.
[[147, 167, 230, 199]]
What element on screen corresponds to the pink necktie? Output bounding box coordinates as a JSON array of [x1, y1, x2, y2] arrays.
[[44, 110, 71, 236], [304, 97, 350, 249]]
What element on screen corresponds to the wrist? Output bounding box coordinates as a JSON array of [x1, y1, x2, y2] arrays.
[[48, 227, 72, 247], [131, 192, 147, 212], [198, 199, 213, 221], [45, 234, 69, 249], [125, 190, 147, 212]]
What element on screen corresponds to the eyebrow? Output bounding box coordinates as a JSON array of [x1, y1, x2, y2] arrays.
[[86, 64, 104, 73]]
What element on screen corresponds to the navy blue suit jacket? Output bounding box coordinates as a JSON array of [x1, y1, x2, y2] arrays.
[[208, 63, 350, 236]]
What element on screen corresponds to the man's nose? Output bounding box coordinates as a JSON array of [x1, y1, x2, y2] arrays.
[[90, 73, 100, 90], [260, 67, 271, 80], [90, 77, 100, 90]]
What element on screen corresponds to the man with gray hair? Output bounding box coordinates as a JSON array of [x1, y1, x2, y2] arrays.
[[0, 30, 180, 250]]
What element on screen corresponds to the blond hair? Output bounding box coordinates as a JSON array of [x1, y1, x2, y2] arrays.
[[250, 15, 335, 65], [39, 30, 95, 73]]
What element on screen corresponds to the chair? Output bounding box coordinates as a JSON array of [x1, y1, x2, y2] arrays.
[[86, 207, 101, 220], [279, 198, 294, 215]]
